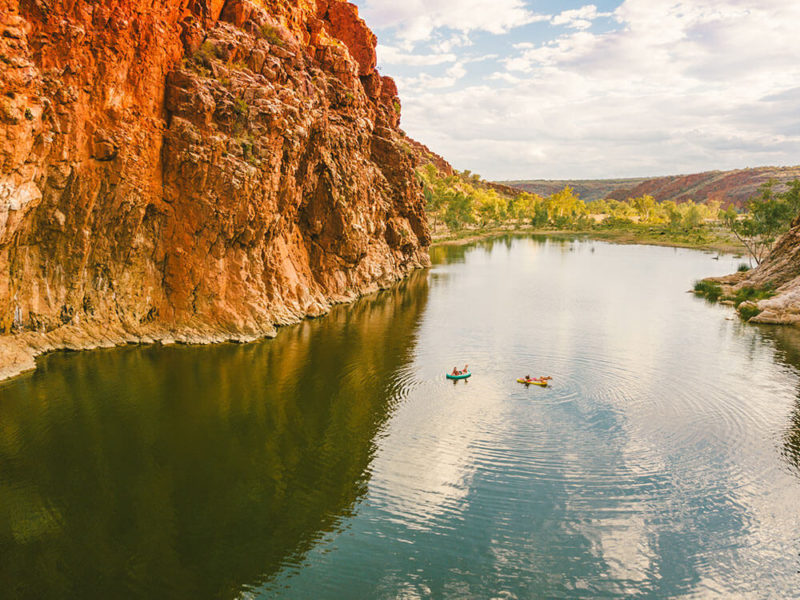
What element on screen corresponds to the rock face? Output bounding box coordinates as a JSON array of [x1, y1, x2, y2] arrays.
[[709, 215, 800, 324], [0, 0, 430, 379]]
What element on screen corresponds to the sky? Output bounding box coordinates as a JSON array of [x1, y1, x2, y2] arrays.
[[351, 0, 800, 180]]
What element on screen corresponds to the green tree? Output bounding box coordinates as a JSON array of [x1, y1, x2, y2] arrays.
[[443, 190, 476, 230], [632, 194, 656, 223], [682, 202, 704, 229], [722, 181, 796, 264]]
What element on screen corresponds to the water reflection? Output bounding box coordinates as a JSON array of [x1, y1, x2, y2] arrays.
[[260, 236, 800, 598], [3, 236, 800, 599], [749, 325, 800, 476], [0, 271, 429, 599]]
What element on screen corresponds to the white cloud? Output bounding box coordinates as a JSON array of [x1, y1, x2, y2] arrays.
[[396, 61, 469, 90], [391, 0, 800, 178], [359, 0, 549, 43], [432, 33, 474, 53], [552, 4, 612, 30], [445, 62, 467, 80], [377, 44, 457, 66]]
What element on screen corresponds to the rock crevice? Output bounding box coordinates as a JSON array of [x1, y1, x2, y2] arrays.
[[0, 0, 430, 380]]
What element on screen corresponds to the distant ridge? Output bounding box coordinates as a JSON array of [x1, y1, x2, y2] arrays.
[[500, 166, 800, 207]]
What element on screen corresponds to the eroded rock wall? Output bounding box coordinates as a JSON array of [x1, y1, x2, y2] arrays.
[[0, 0, 430, 379], [708, 214, 800, 325]]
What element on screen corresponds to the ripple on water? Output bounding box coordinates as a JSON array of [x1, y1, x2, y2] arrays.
[[5, 238, 798, 599]]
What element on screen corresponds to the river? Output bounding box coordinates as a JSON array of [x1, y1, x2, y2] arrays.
[[1, 236, 799, 598]]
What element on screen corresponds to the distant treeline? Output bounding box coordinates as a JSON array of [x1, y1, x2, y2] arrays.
[[419, 165, 800, 263], [419, 165, 720, 231]]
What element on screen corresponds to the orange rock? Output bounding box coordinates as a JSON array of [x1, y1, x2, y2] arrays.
[[324, 1, 377, 76], [0, 0, 433, 380]]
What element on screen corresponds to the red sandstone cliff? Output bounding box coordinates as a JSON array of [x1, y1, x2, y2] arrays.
[[0, 0, 431, 379]]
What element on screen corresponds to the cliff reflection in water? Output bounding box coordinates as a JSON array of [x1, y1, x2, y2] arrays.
[[0, 270, 429, 600], [755, 325, 800, 475]]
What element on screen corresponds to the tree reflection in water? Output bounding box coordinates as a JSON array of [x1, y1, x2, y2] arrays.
[[0, 270, 429, 599]]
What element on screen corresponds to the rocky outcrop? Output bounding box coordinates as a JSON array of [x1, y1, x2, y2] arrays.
[[707, 215, 800, 324], [406, 137, 453, 177], [0, 0, 430, 380]]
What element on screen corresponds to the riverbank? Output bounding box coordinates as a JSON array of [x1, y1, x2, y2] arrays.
[[0, 267, 426, 385], [431, 224, 746, 254], [0, 229, 746, 384]]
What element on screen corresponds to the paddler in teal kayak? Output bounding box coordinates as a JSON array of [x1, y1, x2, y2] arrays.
[[451, 364, 469, 376]]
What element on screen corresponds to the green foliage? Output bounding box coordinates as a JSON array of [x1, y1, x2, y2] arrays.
[[721, 180, 799, 265], [421, 164, 723, 236], [259, 24, 285, 46], [239, 134, 258, 165], [420, 164, 799, 256], [392, 99, 401, 114], [738, 304, 762, 322], [183, 56, 210, 78], [693, 280, 723, 302], [228, 59, 249, 72], [532, 203, 549, 227], [728, 285, 775, 308], [187, 40, 220, 77], [198, 40, 219, 61], [737, 263, 751, 272], [683, 204, 704, 229], [24, 107, 33, 120], [233, 98, 248, 118], [443, 191, 476, 230]]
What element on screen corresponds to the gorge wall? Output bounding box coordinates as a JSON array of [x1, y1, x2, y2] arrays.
[[0, 0, 431, 379]]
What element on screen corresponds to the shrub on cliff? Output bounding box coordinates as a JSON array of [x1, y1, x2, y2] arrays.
[[259, 24, 285, 47], [721, 179, 800, 265]]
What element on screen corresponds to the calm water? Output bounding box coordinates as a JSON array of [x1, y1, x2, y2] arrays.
[[2, 236, 800, 599]]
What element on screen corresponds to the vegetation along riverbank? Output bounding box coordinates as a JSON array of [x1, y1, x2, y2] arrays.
[[420, 165, 749, 254]]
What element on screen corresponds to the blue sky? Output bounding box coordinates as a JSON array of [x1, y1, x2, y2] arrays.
[[351, 0, 800, 180]]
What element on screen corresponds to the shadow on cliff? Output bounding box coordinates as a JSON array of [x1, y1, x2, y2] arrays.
[[0, 270, 430, 599]]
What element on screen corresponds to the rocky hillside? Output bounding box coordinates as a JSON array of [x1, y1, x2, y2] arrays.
[[0, 0, 431, 380], [708, 214, 800, 325], [503, 166, 800, 206], [500, 178, 647, 202]]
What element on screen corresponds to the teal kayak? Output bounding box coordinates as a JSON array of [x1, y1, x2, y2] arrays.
[[446, 371, 471, 380]]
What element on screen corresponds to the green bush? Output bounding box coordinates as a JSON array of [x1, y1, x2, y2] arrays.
[[259, 24, 285, 46], [729, 285, 775, 307], [737, 263, 751, 272], [228, 59, 249, 72], [693, 280, 723, 301], [197, 40, 219, 61], [738, 304, 762, 321], [233, 98, 248, 118]]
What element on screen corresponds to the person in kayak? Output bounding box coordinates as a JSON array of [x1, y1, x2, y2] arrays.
[[452, 366, 460, 376]]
